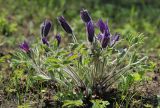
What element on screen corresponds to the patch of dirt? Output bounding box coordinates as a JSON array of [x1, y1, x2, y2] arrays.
[[141, 55, 160, 95], [135, 55, 160, 107]]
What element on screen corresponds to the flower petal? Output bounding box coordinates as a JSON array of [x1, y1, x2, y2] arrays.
[[86, 21, 95, 43], [110, 33, 120, 47], [80, 9, 91, 23], [58, 16, 73, 34], [41, 19, 52, 37]]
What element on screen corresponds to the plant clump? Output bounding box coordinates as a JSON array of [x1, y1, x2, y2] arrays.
[[12, 9, 148, 107]]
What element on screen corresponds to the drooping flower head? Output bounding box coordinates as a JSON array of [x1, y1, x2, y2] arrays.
[[110, 33, 120, 47], [86, 21, 95, 43], [19, 41, 30, 53], [80, 9, 91, 23], [57, 16, 73, 34], [55, 34, 61, 47], [40, 19, 52, 37], [42, 37, 49, 46]]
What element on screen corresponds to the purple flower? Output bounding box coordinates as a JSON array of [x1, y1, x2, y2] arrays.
[[97, 33, 103, 41], [55, 34, 61, 47], [97, 19, 106, 33], [42, 37, 49, 46], [110, 33, 120, 47], [96, 19, 111, 48], [101, 28, 111, 48], [19, 41, 30, 53], [86, 21, 94, 43], [80, 9, 91, 23], [97, 30, 111, 48], [40, 19, 52, 37], [97, 19, 110, 34], [101, 34, 110, 48], [57, 16, 73, 34]]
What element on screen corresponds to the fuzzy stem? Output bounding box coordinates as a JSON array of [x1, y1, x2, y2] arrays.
[[103, 56, 147, 89], [72, 33, 77, 43]]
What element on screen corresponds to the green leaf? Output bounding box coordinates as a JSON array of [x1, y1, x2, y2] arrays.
[[63, 60, 71, 64], [52, 64, 61, 68], [46, 57, 61, 63], [33, 74, 51, 81], [0, 57, 5, 63], [62, 100, 83, 108], [131, 73, 141, 81], [143, 104, 153, 108], [70, 43, 79, 50], [67, 53, 79, 61], [91, 99, 110, 108], [18, 103, 30, 108]]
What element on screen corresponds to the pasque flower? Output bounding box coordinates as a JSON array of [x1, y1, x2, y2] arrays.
[[110, 33, 120, 47], [97, 19, 106, 33], [86, 21, 95, 43], [42, 37, 49, 46], [19, 41, 30, 53], [101, 33, 110, 48], [41, 19, 52, 37], [97, 19, 110, 34], [57, 16, 73, 34], [98, 31, 110, 48], [80, 9, 91, 23], [97, 19, 111, 48], [98, 30, 110, 48], [99, 31, 120, 48], [55, 34, 61, 47]]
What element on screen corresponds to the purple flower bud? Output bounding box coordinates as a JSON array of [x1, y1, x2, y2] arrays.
[[19, 41, 30, 53], [86, 21, 94, 43], [110, 33, 120, 47], [97, 19, 110, 34], [100, 28, 111, 48], [96, 19, 111, 48], [42, 37, 49, 46], [97, 19, 106, 33], [55, 34, 61, 47], [40, 19, 52, 37], [57, 16, 73, 34], [101, 34, 110, 48], [80, 9, 91, 23]]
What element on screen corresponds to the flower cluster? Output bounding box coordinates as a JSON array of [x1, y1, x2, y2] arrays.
[[20, 9, 120, 52], [20, 20, 62, 51], [80, 9, 120, 47]]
